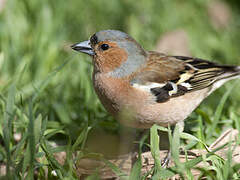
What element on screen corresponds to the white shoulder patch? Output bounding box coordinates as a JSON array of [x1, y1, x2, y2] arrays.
[[132, 82, 165, 92], [179, 82, 192, 90]]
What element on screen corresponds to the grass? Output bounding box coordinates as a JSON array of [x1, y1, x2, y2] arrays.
[[0, 0, 240, 179]]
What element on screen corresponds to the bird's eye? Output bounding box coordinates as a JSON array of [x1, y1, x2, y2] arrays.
[[100, 44, 109, 51]]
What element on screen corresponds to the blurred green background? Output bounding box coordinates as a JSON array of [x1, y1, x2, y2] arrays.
[[1, 0, 240, 147], [0, 0, 240, 178]]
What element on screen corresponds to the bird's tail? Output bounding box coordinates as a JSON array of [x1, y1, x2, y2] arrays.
[[231, 66, 240, 78], [236, 66, 240, 78], [221, 65, 240, 80], [211, 65, 240, 91], [236, 66, 240, 74]]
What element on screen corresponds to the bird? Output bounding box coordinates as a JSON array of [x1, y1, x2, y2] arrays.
[[71, 30, 240, 129]]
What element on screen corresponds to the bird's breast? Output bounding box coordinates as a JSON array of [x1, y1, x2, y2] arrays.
[[92, 73, 154, 116]]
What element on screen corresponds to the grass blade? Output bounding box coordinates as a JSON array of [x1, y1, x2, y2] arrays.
[[22, 100, 35, 179], [3, 84, 16, 178], [150, 125, 162, 170], [207, 84, 236, 138], [72, 124, 92, 151]]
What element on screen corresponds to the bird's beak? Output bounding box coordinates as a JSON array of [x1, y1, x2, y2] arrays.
[[71, 40, 95, 56]]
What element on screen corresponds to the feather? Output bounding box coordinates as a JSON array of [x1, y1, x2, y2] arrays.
[[131, 52, 240, 103]]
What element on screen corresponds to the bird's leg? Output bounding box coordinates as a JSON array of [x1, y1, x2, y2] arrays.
[[161, 121, 184, 167], [161, 150, 171, 168]]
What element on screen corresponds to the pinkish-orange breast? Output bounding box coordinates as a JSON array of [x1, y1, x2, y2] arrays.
[[92, 73, 152, 117]]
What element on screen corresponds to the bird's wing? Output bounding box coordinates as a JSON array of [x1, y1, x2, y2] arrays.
[[131, 51, 239, 103]]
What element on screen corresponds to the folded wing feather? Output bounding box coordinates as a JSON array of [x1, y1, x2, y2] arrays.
[[131, 52, 240, 103]]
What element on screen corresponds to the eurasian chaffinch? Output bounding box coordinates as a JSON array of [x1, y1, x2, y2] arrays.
[[71, 30, 240, 129]]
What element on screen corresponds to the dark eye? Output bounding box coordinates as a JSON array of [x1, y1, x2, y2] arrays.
[[100, 44, 109, 51]]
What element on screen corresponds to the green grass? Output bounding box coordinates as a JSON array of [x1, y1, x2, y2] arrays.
[[0, 0, 240, 179]]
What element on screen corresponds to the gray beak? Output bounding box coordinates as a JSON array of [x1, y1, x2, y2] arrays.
[[71, 40, 95, 56]]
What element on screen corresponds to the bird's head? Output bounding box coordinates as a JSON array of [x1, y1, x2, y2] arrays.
[[71, 30, 147, 77]]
